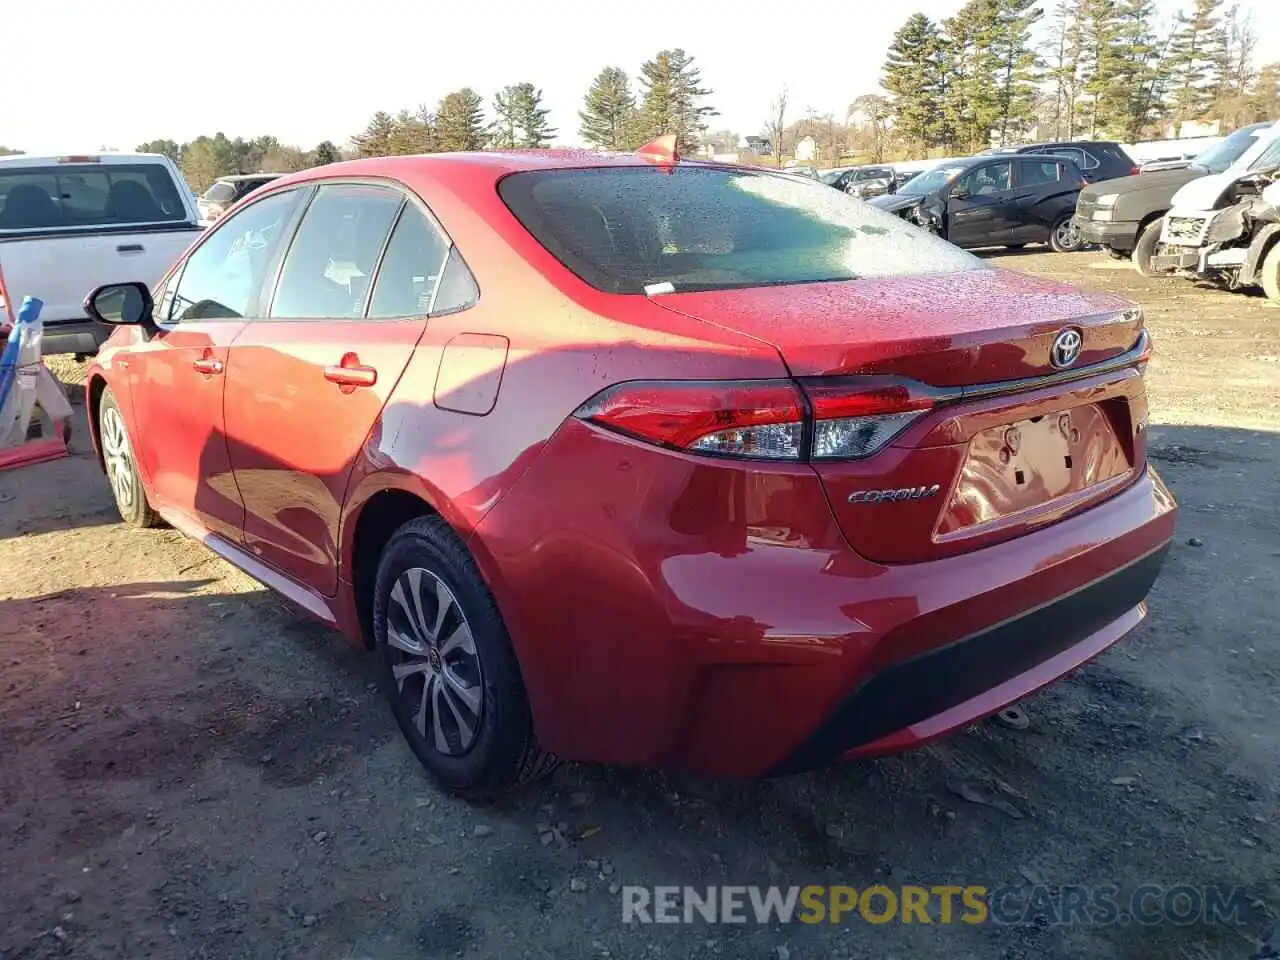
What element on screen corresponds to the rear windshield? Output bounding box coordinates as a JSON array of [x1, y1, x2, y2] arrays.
[[203, 181, 238, 205], [0, 163, 187, 231], [498, 166, 981, 295], [855, 167, 893, 180]]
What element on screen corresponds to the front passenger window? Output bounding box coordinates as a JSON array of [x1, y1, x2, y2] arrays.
[[169, 189, 301, 323]]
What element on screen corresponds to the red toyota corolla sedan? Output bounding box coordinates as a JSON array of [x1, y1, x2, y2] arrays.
[[82, 143, 1177, 793]]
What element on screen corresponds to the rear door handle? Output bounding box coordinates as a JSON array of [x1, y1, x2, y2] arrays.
[[192, 357, 223, 375], [117, 243, 144, 254], [324, 358, 377, 388]]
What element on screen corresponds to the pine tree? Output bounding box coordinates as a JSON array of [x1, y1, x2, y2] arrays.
[[882, 13, 944, 152], [353, 111, 398, 158], [1072, 0, 1127, 137], [990, 0, 1044, 144], [1112, 0, 1166, 140], [489, 86, 522, 149], [435, 89, 486, 152], [637, 49, 716, 152], [1045, 0, 1084, 139], [939, 1, 1003, 153], [579, 67, 639, 150], [1166, 0, 1228, 126], [311, 141, 340, 165], [515, 85, 556, 147]]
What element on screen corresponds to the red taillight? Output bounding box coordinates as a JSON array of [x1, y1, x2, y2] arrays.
[[575, 380, 805, 458], [1131, 166, 1141, 176], [802, 378, 937, 460], [574, 378, 937, 461]]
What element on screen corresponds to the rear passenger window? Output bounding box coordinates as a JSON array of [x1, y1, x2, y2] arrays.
[[368, 205, 450, 319], [430, 248, 480, 315], [270, 184, 402, 320], [1019, 160, 1062, 186]]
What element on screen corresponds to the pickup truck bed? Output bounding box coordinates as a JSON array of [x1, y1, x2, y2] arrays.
[[0, 153, 202, 355]]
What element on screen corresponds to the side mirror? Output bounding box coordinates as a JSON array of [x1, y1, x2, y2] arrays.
[[84, 282, 154, 326], [951, 186, 970, 200]]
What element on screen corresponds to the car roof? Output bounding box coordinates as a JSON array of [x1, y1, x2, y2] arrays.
[[1016, 141, 1120, 151]]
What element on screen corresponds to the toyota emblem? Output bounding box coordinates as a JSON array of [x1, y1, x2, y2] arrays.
[[1050, 328, 1083, 369]]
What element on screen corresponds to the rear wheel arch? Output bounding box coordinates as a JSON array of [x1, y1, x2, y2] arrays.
[[348, 488, 439, 649]]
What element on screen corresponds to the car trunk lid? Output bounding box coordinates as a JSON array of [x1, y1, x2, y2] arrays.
[[652, 267, 1149, 563]]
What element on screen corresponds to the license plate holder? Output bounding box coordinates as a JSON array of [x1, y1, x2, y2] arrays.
[[940, 405, 1131, 532]]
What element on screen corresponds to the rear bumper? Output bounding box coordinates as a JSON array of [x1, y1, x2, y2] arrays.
[[472, 421, 1179, 778], [1078, 218, 1139, 251], [778, 544, 1167, 772], [39, 319, 109, 356]]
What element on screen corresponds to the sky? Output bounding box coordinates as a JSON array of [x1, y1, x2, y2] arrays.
[[3, 0, 1279, 154]]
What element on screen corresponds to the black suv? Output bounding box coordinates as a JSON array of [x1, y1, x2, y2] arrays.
[[870, 153, 1087, 251], [983, 141, 1138, 184], [1075, 121, 1277, 273]]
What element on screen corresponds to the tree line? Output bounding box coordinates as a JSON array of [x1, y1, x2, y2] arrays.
[[80, 47, 717, 193], [347, 48, 715, 159], [869, 0, 1280, 158]]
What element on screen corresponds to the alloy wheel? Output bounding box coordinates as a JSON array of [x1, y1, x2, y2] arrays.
[[1054, 218, 1082, 251], [384, 567, 484, 756], [101, 406, 136, 510]]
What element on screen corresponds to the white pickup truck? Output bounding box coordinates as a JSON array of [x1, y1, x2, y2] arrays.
[[0, 152, 202, 356]]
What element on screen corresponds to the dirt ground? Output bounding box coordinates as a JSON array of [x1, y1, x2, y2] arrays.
[[1, 252, 1277, 960]]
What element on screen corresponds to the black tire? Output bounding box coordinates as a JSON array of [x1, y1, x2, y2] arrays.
[[1049, 215, 1084, 253], [1106, 247, 1128, 261], [373, 515, 557, 795], [1132, 219, 1167, 278], [1004, 243, 1027, 250], [98, 388, 161, 528], [1261, 241, 1280, 304]]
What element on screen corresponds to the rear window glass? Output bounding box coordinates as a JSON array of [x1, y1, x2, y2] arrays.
[[234, 177, 278, 201], [0, 164, 187, 230], [203, 181, 238, 205], [498, 166, 981, 295]]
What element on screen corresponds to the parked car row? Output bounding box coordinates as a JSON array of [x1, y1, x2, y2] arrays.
[[1073, 120, 1280, 303], [864, 149, 1109, 253]]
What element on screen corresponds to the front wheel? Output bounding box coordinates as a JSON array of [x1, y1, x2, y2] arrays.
[[98, 388, 160, 528], [1049, 215, 1084, 253], [1260, 242, 1280, 304], [1132, 219, 1169, 278], [372, 516, 558, 795]]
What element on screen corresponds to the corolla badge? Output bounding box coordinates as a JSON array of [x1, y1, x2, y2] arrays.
[[847, 485, 941, 504], [1050, 328, 1084, 369]]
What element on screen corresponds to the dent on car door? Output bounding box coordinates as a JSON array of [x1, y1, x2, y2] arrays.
[[123, 187, 305, 540], [222, 184, 452, 597], [947, 161, 1013, 246]]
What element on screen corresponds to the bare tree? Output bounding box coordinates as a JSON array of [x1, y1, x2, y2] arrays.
[[765, 88, 789, 166], [849, 94, 890, 163]]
